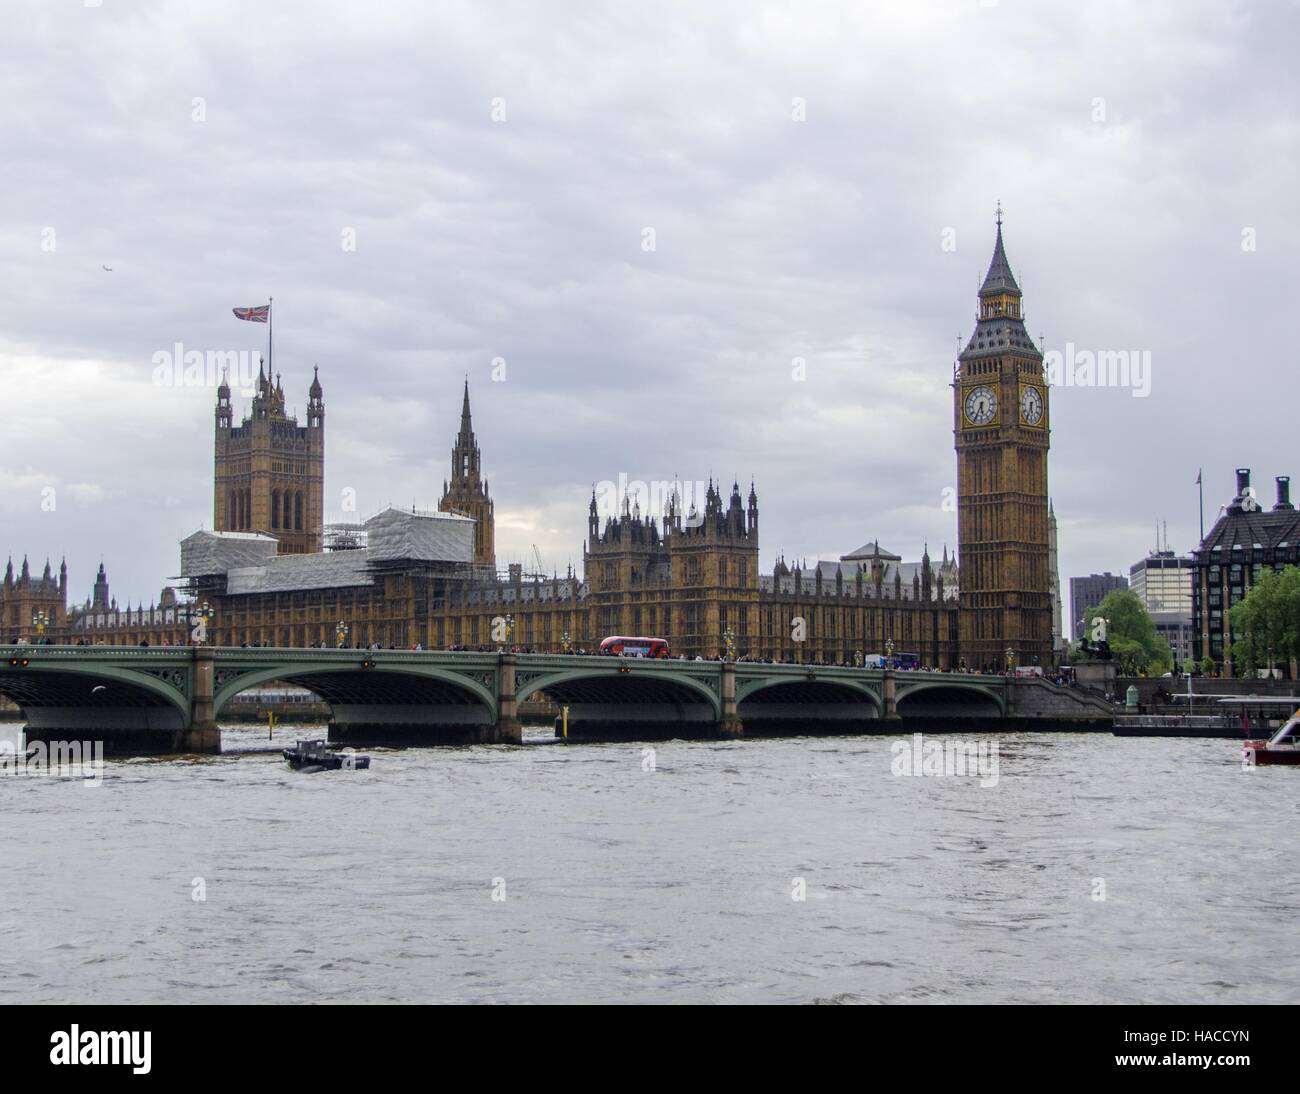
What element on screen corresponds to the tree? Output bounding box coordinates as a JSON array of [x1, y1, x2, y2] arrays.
[[1080, 589, 1171, 675], [1229, 564, 1300, 676]]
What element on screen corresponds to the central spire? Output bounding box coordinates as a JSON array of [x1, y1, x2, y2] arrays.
[[451, 379, 479, 478], [980, 205, 1021, 298], [439, 377, 495, 569]]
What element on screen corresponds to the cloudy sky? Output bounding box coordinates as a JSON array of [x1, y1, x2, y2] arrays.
[[1, 0, 1296, 608]]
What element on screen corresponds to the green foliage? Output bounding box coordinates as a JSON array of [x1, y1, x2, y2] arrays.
[[1228, 565, 1300, 674], [1082, 589, 1172, 675], [1199, 655, 1215, 676]]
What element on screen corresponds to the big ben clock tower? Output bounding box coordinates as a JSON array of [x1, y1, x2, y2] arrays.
[[954, 207, 1051, 669]]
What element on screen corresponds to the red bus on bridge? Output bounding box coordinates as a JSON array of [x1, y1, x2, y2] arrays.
[[598, 636, 671, 659]]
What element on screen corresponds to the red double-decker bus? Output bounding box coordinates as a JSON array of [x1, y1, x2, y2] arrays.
[[598, 636, 671, 659]]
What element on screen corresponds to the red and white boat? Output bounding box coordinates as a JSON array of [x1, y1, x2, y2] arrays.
[[1243, 710, 1300, 766]]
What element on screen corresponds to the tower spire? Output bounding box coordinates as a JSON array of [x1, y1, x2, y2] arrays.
[[439, 378, 495, 569], [979, 207, 1020, 298]]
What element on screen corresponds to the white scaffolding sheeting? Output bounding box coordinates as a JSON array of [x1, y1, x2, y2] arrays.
[[226, 550, 374, 594], [365, 507, 474, 563], [180, 530, 279, 576]]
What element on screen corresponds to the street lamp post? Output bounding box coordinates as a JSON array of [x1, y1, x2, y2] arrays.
[[561, 629, 571, 654], [335, 620, 349, 649], [189, 601, 212, 646], [723, 625, 736, 661], [1005, 646, 1015, 674], [31, 610, 48, 643]]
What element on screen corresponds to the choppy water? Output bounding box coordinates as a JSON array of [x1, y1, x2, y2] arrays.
[[1, 722, 1296, 1004]]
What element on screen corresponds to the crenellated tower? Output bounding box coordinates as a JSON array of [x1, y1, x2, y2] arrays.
[[214, 362, 325, 554], [0, 553, 68, 638]]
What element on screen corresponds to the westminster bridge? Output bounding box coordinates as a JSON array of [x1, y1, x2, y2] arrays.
[[0, 645, 1112, 754]]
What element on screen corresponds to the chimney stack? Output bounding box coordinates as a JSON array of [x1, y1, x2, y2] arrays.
[[1236, 468, 1252, 496], [1276, 475, 1293, 511]]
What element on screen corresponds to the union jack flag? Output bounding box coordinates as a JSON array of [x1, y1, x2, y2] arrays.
[[232, 304, 270, 323]]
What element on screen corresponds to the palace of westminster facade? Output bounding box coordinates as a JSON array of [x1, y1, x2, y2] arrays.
[[4, 221, 1057, 669]]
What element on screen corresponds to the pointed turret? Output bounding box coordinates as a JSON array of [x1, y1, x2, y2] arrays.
[[307, 365, 324, 428], [92, 561, 109, 612], [979, 206, 1021, 298], [438, 379, 495, 568]]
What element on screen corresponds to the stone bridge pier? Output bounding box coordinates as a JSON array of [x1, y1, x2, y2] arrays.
[[187, 646, 221, 753]]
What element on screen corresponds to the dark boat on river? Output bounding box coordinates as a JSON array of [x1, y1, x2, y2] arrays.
[[282, 739, 370, 772]]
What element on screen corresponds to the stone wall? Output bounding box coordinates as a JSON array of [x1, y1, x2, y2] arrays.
[[1009, 677, 1113, 726]]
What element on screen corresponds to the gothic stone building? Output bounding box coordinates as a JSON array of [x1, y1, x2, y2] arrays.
[[182, 384, 965, 665], [2, 556, 192, 646], [1, 556, 67, 641], [11, 217, 1050, 666], [214, 362, 325, 554]]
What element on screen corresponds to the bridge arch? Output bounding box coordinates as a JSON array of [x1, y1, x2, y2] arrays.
[[895, 680, 1006, 718], [516, 667, 722, 722], [212, 662, 498, 720], [0, 663, 192, 724], [737, 676, 884, 716]]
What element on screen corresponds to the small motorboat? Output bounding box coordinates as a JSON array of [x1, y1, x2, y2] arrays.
[[282, 738, 370, 772], [1243, 710, 1300, 766]]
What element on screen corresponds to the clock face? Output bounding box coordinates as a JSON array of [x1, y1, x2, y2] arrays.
[[1020, 385, 1044, 426], [963, 385, 997, 426]]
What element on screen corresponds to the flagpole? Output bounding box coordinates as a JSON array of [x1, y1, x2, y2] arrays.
[[1198, 468, 1204, 543], [268, 296, 273, 373]]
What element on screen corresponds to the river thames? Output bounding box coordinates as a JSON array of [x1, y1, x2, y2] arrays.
[[2, 725, 1296, 1005]]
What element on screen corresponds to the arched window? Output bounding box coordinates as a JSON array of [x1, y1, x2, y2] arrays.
[[295, 492, 303, 531], [271, 490, 281, 529], [228, 490, 236, 528]]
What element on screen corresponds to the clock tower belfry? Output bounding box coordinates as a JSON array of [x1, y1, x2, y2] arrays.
[[953, 208, 1052, 669]]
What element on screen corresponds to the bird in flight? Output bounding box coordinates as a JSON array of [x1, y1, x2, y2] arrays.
[[102, 264, 113, 271]]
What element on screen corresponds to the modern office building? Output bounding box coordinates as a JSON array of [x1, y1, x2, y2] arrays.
[[1130, 550, 1194, 666]]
